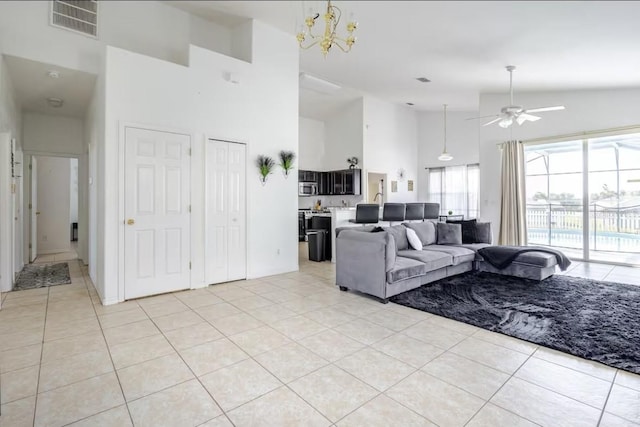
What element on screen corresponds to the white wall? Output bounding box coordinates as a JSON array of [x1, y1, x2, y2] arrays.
[[23, 113, 84, 156], [0, 1, 241, 75], [85, 59, 105, 294], [417, 110, 480, 200], [99, 22, 298, 303], [36, 156, 70, 254], [70, 158, 78, 223], [0, 55, 22, 293], [363, 96, 419, 203], [298, 117, 325, 171], [479, 88, 640, 242], [324, 99, 364, 171]]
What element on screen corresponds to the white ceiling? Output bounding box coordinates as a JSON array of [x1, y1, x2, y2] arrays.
[[171, 1, 640, 114], [4, 55, 97, 118]]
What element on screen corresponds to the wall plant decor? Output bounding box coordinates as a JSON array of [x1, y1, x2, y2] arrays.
[[279, 150, 296, 177], [256, 155, 275, 185]]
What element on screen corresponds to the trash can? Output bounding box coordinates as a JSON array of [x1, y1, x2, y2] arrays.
[[307, 229, 327, 262]]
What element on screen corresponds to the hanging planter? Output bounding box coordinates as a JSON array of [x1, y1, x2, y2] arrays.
[[278, 150, 296, 178], [256, 155, 275, 185]]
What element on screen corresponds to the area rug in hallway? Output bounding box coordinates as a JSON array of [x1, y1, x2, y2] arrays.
[[13, 262, 71, 291], [390, 271, 640, 374]]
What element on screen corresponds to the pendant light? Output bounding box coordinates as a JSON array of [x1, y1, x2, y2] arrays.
[[438, 104, 453, 161]]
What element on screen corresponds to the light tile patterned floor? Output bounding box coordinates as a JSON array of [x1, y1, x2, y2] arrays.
[[1, 251, 639, 426]]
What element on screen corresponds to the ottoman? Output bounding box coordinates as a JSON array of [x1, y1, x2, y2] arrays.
[[476, 250, 559, 280]]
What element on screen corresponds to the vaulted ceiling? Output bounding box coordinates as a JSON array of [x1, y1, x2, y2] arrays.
[[170, 1, 640, 115]]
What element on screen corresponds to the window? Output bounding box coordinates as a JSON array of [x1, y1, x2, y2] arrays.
[[524, 131, 640, 265], [427, 164, 480, 218]]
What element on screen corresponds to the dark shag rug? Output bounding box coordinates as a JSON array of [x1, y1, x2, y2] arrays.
[[390, 271, 640, 374], [13, 262, 71, 291]]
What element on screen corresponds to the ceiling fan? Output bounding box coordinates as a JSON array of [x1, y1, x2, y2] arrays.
[[469, 65, 565, 128]]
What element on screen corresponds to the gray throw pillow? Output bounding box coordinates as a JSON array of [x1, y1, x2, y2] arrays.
[[475, 222, 492, 244], [437, 222, 462, 245], [384, 225, 409, 251], [405, 221, 436, 246]]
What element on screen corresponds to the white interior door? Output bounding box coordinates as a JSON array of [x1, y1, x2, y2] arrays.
[[124, 127, 191, 299], [30, 156, 37, 262], [205, 140, 246, 284], [227, 143, 246, 281]]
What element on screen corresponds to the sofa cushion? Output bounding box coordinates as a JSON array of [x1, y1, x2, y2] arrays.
[[397, 250, 452, 272], [457, 243, 492, 260], [386, 256, 428, 283], [385, 225, 409, 251], [405, 221, 436, 246], [475, 222, 492, 244], [446, 219, 477, 244], [422, 245, 475, 266], [512, 252, 558, 268], [436, 223, 462, 245], [405, 228, 422, 250]]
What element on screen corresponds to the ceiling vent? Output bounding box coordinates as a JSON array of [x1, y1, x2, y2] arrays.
[[51, 0, 98, 38], [416, 77, 431, 83]]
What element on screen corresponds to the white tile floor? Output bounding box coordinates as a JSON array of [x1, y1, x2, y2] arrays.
[[0, 248, 639, 426]]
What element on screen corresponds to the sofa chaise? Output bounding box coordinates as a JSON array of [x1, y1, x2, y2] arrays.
[[335, 220, 561, 303]]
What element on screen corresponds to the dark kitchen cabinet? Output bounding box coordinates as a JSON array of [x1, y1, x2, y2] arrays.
[[317, 169, 361, 195], [333, 169, 361, 195], [318, 172, 332, 195], [298, 170, 318, 182]]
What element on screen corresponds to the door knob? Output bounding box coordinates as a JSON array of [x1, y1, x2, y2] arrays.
[[36, 211, 41, 215], [127, 219, 135, 225]]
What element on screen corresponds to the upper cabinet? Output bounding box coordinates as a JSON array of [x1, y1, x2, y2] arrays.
[[300, 169, 361, 196], [298, 170, 318, 182], [318, 169, 361, 196]]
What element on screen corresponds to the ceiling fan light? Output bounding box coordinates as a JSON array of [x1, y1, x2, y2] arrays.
[[498, 117, 513, 128], [516, 115, 527, 125]]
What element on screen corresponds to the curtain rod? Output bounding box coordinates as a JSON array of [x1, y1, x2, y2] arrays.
[[496, 124, 640, 148]]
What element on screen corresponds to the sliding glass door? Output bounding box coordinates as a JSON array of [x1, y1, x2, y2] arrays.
[[525, 140, 584, 253], [588, 134, 640, 263], [524, 132, 640, 266]]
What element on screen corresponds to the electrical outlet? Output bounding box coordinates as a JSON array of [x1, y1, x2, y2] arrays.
[[276, 248, 280, 255]]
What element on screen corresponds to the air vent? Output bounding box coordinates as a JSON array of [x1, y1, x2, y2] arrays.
[[406, 102, 414, 106], [416, 77, 431, 83], [51, 0, 98, 38]]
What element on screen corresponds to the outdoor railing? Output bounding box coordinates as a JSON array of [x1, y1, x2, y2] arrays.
[[526, 203, 640, 253]]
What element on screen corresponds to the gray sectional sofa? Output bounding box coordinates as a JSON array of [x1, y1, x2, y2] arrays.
[[335, 220, 493, 303]]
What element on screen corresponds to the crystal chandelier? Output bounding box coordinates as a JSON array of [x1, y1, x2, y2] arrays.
[[296, 1, 357, 57]]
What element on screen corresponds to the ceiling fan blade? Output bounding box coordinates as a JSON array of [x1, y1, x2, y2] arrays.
[[482, 117, 503, 126], [466, 114, 500, 121], [516, 113, 541, 125], [525, 106, 565, 113]]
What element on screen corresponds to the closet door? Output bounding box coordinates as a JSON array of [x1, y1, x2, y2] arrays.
[[206, 140, 246, 284]]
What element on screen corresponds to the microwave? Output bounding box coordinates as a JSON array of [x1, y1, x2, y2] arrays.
[[298, 182, 318, 196]]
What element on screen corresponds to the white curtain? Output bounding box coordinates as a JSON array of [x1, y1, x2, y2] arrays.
[[499, 141, 527, 245]]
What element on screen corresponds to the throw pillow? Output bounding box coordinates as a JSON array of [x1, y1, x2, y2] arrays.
[[405, 228, 423, 250], [437, 222, 462, 245], [475, 222, 492, 244], [385, 225, 409, 251], [405, 221, 437, 246], [446, 219, 478, 244]]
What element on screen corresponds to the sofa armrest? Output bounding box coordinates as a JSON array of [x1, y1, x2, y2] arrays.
[[336, 230, 389, 300]]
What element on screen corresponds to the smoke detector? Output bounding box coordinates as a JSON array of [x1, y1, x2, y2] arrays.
[[47, 97, 64, 108], [47, 70, 60, 79]]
